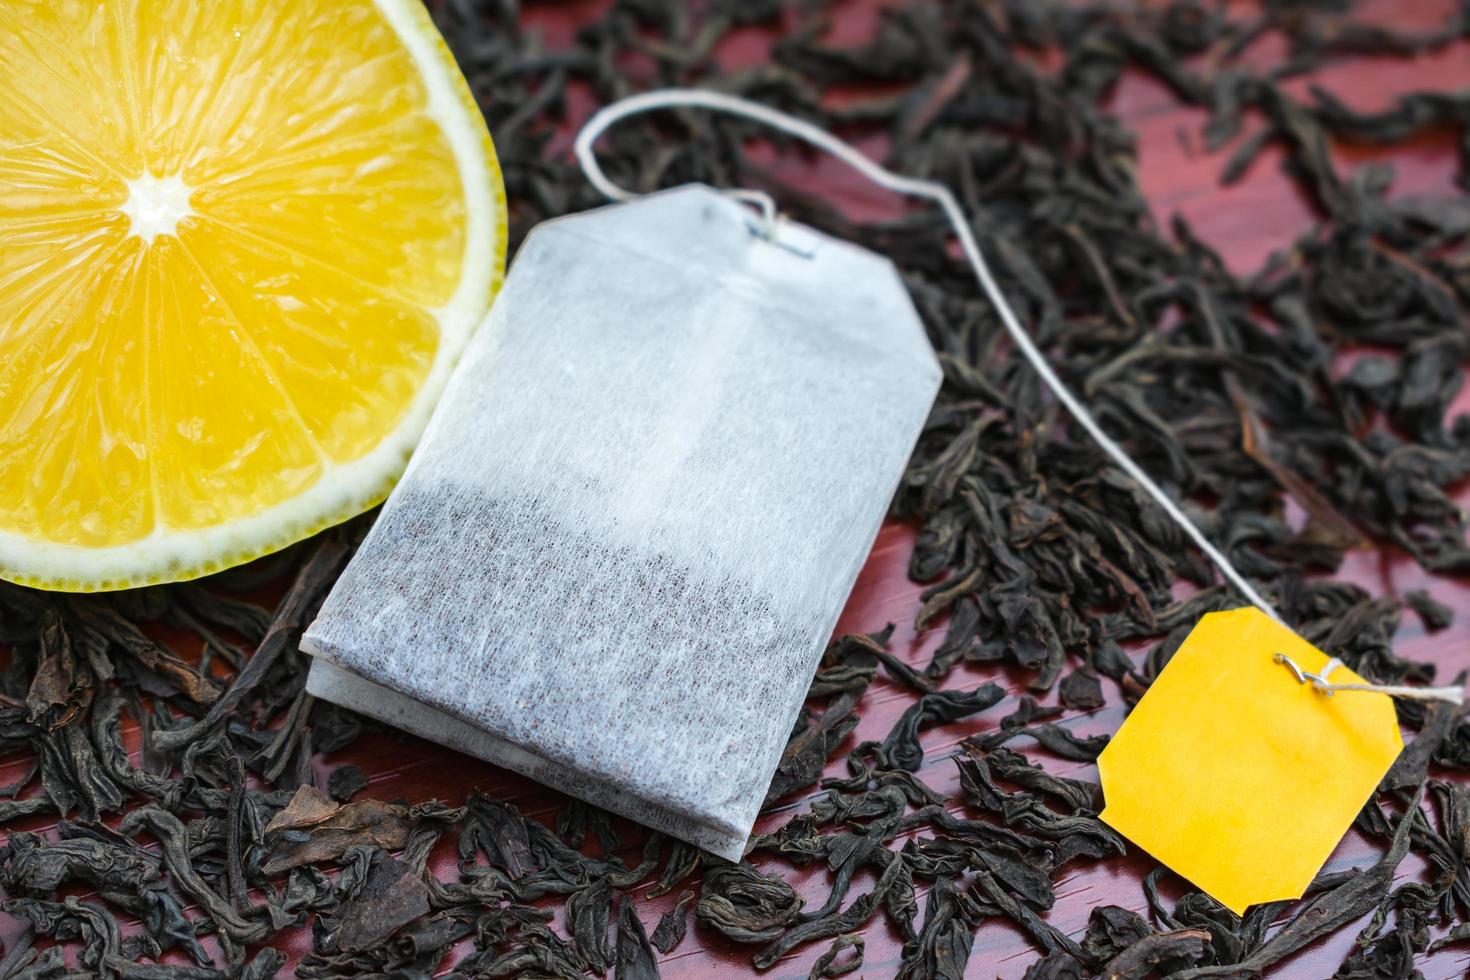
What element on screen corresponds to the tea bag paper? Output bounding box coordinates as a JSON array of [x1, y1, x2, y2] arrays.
[[1098, 607, 1403, 914], [303, 185, 941, 860]]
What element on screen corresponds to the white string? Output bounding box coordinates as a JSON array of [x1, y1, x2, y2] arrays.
[[573, 88, 1281, 620], [1275, 653, 1464, 705], [574, 88, 1470, 708]]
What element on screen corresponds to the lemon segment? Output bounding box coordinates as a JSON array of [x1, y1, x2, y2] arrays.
[[0, 0, 507, 590]]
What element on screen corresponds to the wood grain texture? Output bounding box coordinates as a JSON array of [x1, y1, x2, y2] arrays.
[[1, 1, 1467, 977]]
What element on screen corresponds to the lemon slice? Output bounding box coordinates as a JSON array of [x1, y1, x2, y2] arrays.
[[0, 0, 506, 591]]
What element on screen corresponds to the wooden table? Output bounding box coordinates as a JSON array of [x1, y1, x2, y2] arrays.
[[3, 1, 1468, 977]]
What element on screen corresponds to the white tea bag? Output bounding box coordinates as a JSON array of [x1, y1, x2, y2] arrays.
[[302, 184, 941, 859]]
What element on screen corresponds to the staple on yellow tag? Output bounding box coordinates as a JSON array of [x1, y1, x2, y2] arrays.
[[1097, 606, 1402, 915]]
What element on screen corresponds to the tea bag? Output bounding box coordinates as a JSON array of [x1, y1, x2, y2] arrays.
[[303, 184, 941, 859]]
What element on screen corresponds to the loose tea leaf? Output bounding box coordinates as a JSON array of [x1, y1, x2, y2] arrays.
[[764, 691, 863, 806], [879, 685, 1006, 771], [897, 876, 975, 979], [1405, 589, 1454, 632], [615, 899, 661, 980], [695, 864, 804, 943], [1080, 906, 1153, 967], [808, 933, 864, 978], [326, 764, 369, 803], [1059, 669, 1106, 711], [333, 852, 430, 952], [976, 724, 1111, 762], [262, 785, 415, 874], [565, 879, 614, 973], [1102, 928, 1211, 978], [649, 890, 695, 954]]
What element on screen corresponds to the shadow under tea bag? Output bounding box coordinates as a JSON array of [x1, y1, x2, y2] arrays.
[[302, 184, 941, 860]]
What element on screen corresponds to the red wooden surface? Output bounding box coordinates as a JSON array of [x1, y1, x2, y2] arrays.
[[3, 1, 1469, 977]]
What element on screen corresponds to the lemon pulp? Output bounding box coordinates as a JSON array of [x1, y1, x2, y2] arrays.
[[0, 0, 506, 589]]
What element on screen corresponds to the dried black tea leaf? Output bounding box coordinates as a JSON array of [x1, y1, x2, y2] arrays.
[[557, 799, 621, 856], [1079, 906, 1152, 967], [649, 889, 695, 954], [764, 691, 862, 806], [1404, 589, 1454, 632], [333, 852, 429, 952], [1059, 669, 1106, 711], [239, 948, 287, 980], [1000, 696, 1067, 730], [975, 724, 1110, 762], [1102, 928, 1211, 978], [879, 685, 1005, 771], [68, 603, 222, 707], [897, 876, 975, 979], [1381, 699, 1462, 793], [262, 786, 414, 875], [808, 933, 864, 978], [326, 764, 369, 803], [615, 898, 661, 980], [696, 864, 804, 943], [565, 879, 614, 974], [1023, 951, 1088, 980], [460, 794, 536, 880]]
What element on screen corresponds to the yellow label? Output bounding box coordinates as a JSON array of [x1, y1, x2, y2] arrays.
[[1098, 607, 1402, 915]]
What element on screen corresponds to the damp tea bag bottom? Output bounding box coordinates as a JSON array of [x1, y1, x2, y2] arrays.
[[302, 184, 941, 859]]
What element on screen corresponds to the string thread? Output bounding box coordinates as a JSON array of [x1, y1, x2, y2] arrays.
[[1275, 653, 1463, 705], [572, 88, 1464, 707]]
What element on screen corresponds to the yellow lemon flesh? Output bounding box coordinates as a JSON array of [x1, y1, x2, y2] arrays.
[[0, 0, 506, 590]]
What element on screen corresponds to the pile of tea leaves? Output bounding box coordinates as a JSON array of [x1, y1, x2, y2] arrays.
[[4, 0, 1470, 977]]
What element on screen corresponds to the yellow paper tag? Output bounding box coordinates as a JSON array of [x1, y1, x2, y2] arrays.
[[1098, 607, 1402, 915]]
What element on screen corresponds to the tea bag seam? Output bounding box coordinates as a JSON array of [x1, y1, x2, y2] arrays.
[[534, 214, 932, 368], [305, 609, 793, 840], [304, 659, 753, 859]]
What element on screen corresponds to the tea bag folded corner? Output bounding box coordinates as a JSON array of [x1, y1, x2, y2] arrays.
[[302, 184, 941, 860]]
